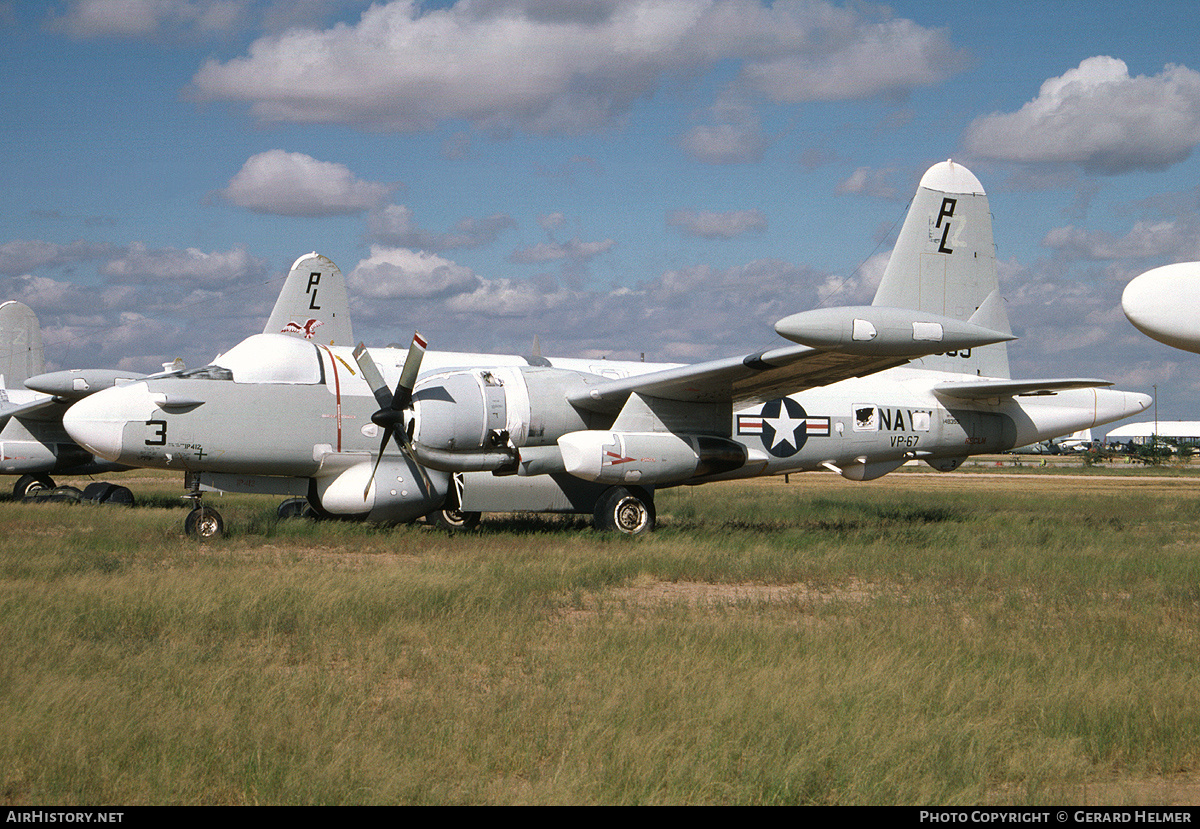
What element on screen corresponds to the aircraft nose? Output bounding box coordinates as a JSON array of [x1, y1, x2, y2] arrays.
[[63, 384, 151, 462]]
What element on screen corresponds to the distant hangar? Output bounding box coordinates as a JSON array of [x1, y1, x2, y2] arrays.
[[1106, 421, 1200, 448]]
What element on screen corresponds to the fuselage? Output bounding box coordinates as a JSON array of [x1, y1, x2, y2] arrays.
[[62, 333, 1151, 492]]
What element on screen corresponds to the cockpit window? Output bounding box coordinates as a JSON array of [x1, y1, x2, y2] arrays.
[[208, 334, 323, 385], [179, 366, 233, 381]]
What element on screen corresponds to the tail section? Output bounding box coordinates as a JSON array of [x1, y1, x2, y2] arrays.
[[0, 300, 45, 389], [266, 252, 354, 346], [873, 161, 1010, 378]]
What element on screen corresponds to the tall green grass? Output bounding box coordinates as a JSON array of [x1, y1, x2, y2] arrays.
[[1, 472, 1198, 803]]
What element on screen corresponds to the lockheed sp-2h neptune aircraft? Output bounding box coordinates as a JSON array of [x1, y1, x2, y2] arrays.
[[62, 161, 1150, 537]]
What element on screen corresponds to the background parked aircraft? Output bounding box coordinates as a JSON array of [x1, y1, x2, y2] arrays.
[[0, 300, 136, 499], [62, 162, 1150, 537], [1, 253, 352, 501]]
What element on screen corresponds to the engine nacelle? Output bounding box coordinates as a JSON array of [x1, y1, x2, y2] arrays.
[[557, 431, 746, 485], [315, 457, 449, 524], [411, 366, 596, 459], [0, 440, 56, 474]]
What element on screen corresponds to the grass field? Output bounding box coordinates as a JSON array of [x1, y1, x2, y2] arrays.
[[2, 468, 1199, 805]]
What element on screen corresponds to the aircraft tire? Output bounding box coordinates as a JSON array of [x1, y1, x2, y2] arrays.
[[429, 508, 481, 531], [14, 474, 54, 498], [185, 506, 224, 540], [593, 486, 655, 535]]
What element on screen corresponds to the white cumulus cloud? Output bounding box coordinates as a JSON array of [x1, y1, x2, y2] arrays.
[[964, 57, 1200, 174], [347, 246, 482, 300], [191, 0, 964, 135], [222, 150, 394, 216]]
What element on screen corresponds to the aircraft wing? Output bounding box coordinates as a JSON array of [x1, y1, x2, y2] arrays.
[[932, 378, 1112, 400], [0, 395, 61, 427], [566, 305, 1017, 413], [566, 343, 911, 413]]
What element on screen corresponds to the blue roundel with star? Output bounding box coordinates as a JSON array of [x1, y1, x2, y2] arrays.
[[759, 397, 809, 458]]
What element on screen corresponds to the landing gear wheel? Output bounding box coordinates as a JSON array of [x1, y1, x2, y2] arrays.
[[185, 506, 224, 540], [14, 474, 54, 498], [430, 508, 481, 531], [593, 486, 655, 535]]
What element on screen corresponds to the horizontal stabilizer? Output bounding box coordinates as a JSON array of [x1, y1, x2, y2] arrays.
[[932, 378, 1113, 400]]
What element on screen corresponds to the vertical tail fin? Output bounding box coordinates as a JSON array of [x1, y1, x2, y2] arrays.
[[0, 301, 45, 389], [266, 252, 354, 346], [872, 161, 1011, 378]]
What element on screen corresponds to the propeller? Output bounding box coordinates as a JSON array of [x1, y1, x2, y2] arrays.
[[352, 333, 429, 498]]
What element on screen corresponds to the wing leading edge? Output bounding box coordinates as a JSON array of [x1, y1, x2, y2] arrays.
[[567, 345, 912, 413], [0, 395, 61, 429]]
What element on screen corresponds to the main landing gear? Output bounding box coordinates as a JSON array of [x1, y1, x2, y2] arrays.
[[428, 506, 482, 531], [14, 474, 53, 498], [425, 472, 481, 531], [593, 485, 655, 534]]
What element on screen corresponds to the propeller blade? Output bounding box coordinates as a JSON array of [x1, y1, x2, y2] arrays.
[[352, 342, 393, 410], [393, 428, 433, 495], [356, 332, 430, 499], [391, 332, 427, 411], [363, 427, 393, 499]]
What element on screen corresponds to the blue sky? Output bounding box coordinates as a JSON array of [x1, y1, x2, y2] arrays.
[[4, 0, 1200, 427]]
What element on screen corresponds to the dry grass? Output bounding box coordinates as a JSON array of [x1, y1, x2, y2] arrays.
[[1, 467, 1199, 804]]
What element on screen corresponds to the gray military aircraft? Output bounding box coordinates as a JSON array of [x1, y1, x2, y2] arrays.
[[1, 252, 351, 501], [0, 300, 137, 498], [61, 161, 1151, 537]]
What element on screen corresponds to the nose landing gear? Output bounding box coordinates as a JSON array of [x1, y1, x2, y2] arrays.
[[183, 472, 224, 540]]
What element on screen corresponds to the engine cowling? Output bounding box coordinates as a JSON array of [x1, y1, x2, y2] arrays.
[[315, 457, 449, 524], [410, 367, 597, 471], [557, 431, 746, 485]]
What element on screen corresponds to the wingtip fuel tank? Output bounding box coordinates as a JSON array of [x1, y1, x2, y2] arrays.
[[773, 306, 1016, 357], [1122, 262, 1200, 354]]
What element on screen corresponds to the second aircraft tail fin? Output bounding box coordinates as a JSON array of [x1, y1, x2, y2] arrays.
[[0, 300, 45, 389], [872, 161, 1011, 379]]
